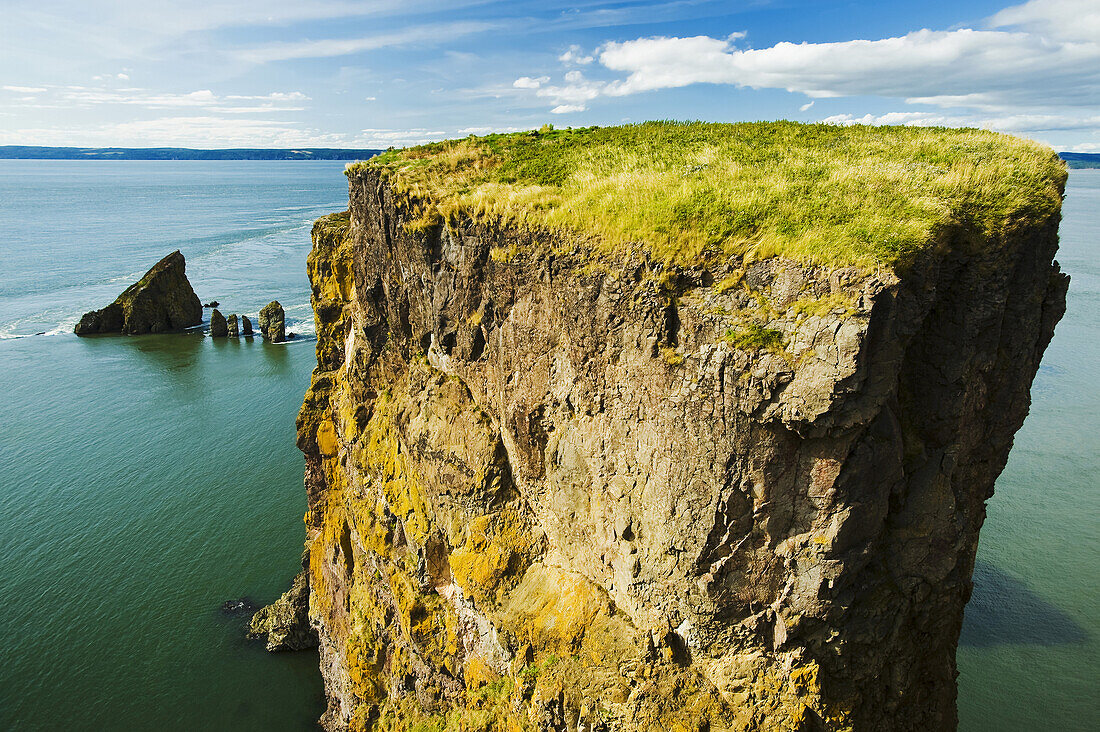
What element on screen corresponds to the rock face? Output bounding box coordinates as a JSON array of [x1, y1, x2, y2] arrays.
[[242, 315, 254, 336], [249, 569, 319, 652], [210, 309, 228, 337], [226, 314, 239, 338], [295, 169, 1067, 731], [74, 250, 202, 335], [259, 301, 286, 343]]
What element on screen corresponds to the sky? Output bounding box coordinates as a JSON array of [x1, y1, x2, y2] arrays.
[[0, 0, 1098, 151]]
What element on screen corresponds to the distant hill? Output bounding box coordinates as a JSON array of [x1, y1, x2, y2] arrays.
[[0, 146, 382, 161], [1059, 152, 1100, 169]]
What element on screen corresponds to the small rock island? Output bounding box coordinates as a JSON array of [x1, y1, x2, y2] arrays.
[[74, 250, 202, 335], [258, 300, 286, 343], [287, 122, 1069, 731]]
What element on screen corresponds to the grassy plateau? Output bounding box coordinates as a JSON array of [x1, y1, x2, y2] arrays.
[[350, 121, 1066, 270]]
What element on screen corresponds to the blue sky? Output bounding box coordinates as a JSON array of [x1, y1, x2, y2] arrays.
[[1, 0, 1097, 150]]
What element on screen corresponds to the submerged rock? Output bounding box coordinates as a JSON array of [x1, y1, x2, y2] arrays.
[[203, 300, 219, 308], [248, 570, 318, 652], [221, 597, 259, 617], [226, 314, 239, 338], [209, 309, 228, 337], [258, 301, 285, 343], [241, 315, 254, 336], [75, 250, 202, 335]]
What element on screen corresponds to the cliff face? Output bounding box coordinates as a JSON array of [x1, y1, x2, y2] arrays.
[[297, 164, 1066, 730]]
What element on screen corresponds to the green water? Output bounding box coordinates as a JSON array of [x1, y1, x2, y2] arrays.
[[0, 161, 344, 729], [955, 170, 1100, 729], [0, 162, 1095, 730]]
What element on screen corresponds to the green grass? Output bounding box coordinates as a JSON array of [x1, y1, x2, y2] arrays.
[[723, 323, 786, 352], [349, 121, 1066, 270]]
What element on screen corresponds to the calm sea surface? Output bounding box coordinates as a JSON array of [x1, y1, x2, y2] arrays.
[[0, 161, 1095, 730]]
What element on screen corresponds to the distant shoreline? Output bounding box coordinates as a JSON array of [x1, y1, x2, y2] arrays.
[[2, 146, 1098, 167], [1059, 152, 1100, 169], [0, 146, 382, 161]]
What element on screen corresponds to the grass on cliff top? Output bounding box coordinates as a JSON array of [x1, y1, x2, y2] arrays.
[[349, 121, 1066, 269]]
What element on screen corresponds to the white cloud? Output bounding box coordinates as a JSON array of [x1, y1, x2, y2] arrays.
[[596, 27, 1100, 108], [513, 76, 550, 89], [235, 21, 495, 63], [2, 85, 46, 93], [559, 45, 594, 65], [507, 0, 1100, 139], [457, 125, 523, 136], [53, 87, 309, 112], [0, 116, 349, 148], [823, 110, 1100, 133], [990, 0, 1100, 42], [532, 70, 606, 113], [358, 127, 449, 146]]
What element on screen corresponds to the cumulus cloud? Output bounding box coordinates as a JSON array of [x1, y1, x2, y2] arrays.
[[513, 76, 549, 89], [558, 45, 594, 65], [989, 0, 1100, 42], [529, 70, 606, 113], [514, 0, 1100, 136], [596, 27, 1099, 108]]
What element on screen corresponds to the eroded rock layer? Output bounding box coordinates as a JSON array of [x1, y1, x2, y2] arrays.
[[296, 169, 1067, 731]]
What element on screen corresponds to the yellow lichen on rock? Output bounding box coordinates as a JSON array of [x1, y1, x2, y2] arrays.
[[293, 130, 1069, 731]]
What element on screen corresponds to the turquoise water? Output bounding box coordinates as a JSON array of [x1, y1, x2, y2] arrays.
[[0, 161, 1094, 730], [955, 170, 1100, 730], [0, 161, 348, 729]]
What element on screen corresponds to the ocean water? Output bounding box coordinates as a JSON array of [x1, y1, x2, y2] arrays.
[[955, 170, 1100, 730], [0, 160, 347, 729], [0, 161, 1095, 730]]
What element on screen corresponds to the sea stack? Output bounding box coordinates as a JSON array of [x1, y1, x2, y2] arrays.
[[74, 250, 202, 335], [258, 301, 285, 343], [210, 309, 228, 337], [226, 314, 239, 338], [293, 124, 1068, 730], [241, 315, 253, 336]]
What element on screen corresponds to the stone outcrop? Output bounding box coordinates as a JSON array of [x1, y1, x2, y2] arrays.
[[249, 568, 319, 652], [294, 166, 1067, 731], [210, 309, 228, 337], [74, 250, 202, 335], [259, 301, 286, 343], [242, 315, 254, 336], [227, 314, 239, 338]]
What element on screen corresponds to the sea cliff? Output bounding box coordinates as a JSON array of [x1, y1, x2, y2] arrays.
[[294, 123, 1067, 730]]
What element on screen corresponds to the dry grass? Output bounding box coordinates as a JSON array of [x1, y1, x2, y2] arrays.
[[350, 121, 1066, 269]]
